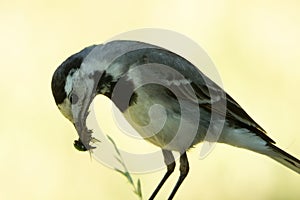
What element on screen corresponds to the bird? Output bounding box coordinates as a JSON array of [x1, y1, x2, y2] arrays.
[[51, 40, 300, 200]]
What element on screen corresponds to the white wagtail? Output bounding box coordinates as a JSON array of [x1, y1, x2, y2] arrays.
[[51, 40, 300, 200]]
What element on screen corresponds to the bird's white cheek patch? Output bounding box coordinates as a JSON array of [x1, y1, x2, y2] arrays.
[[64, 69, 76, 95]]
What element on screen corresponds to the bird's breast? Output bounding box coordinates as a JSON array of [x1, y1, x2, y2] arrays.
[[121, 84, 209, 152]]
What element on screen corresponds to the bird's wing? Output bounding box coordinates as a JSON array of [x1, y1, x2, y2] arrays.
[[171, 66, 276, 144], [158, 69, 275, 144]]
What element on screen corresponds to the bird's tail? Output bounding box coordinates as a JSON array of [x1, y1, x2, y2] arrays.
[[264, 143, 300, 174]]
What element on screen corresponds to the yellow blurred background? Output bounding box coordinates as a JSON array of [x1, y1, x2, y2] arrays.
[[1, 0, 300, 199]]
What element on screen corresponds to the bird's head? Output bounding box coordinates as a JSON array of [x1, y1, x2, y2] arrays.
[[51, 45, 96, 124], [51, 45, 101, 151]]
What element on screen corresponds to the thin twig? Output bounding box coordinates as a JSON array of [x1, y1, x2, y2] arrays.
[[107, 135, 143, 200]]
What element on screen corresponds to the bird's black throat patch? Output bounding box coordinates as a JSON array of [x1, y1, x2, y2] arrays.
[[97, 72, 136, 113]]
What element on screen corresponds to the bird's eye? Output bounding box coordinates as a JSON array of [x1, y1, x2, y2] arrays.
[[69, 93, 78, 104]]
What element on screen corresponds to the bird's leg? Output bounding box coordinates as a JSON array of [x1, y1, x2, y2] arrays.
[[149, 150, 175, 200], [168, 152, 189, 200]]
